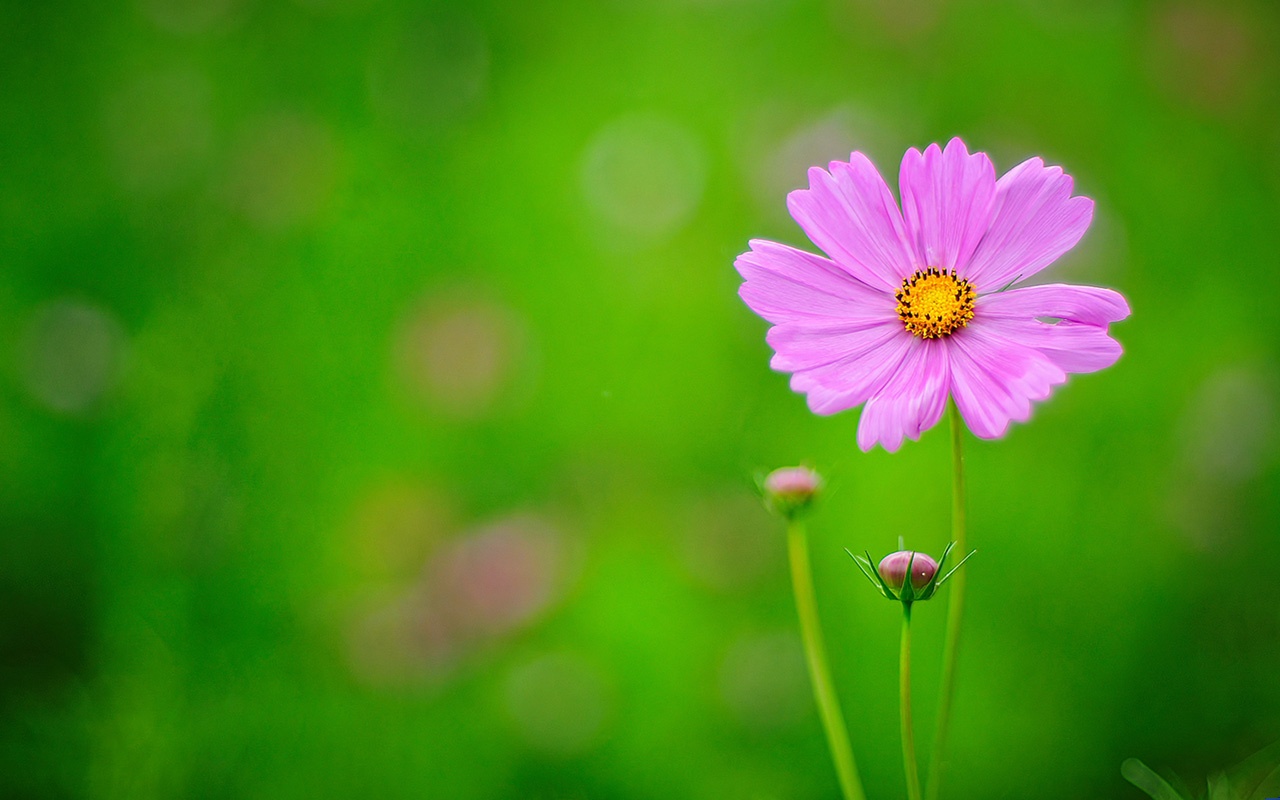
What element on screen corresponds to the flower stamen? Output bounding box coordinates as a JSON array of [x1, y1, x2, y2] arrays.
[[895, 268, 976, 339]]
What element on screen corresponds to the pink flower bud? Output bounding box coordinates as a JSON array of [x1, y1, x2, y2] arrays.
[[877, 551, 938, 591], [762, 466, 822, 519]]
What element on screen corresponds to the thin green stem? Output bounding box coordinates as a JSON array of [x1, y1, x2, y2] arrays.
[[787, 521, 867, 800], [900, 606, 923, 800], [926, 400, 968, 800]]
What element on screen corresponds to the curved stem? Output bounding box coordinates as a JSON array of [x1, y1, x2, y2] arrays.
[[926, 400, 968, 800], [900, 606, 923, 800], [787, 521, 867, 800]]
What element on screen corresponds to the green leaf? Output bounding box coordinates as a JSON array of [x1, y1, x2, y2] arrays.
[[1222, 738, 1280, 800], [1122, 758, 1186, 800]]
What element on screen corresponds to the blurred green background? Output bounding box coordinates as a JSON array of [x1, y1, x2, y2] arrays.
[[2, 0, 1279, 798]]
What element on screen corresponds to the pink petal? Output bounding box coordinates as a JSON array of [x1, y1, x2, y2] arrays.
[[947, 323, 1067, 439], [786, 153, 920, 291], [976, 283, 1128, 373], [978, 318, 1123, 374], [977, 283, 1130, 326], [794, 327, 915, 416], [963, 158, 1094, 292], [768, 320, 901, 372], [736, 239, 897, 327], [856, 338, 950, 452], [899, 138, 997, 274]]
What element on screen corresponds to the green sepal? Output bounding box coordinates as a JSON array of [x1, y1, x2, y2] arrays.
[[846, 548, 879, 587], [864, 550, 901, 601], [914, 541, 955, 601], [845, 548, 898, 600], [898, 551, 918, 603], [936, 546, 976, 588]]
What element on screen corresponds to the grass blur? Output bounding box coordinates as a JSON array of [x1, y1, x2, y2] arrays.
[[2, 0, 1279, 798]]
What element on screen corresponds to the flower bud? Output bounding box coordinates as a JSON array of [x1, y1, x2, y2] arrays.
[[877, 551, 938, 592], [852, 544, 971, 603], [761, 466, 822, 520]]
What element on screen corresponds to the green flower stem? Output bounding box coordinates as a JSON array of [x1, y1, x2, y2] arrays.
[[787, 520, 867, 800], [901, 605, 923, 800], [926, 400, 969, 800]]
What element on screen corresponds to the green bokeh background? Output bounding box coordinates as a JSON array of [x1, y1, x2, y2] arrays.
[[3, 1, 1279, 798]]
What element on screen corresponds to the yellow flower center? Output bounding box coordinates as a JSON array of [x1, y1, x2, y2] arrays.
[[895, 268, 976, 339]]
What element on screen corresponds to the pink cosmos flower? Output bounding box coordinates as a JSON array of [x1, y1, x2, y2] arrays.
[[736, 138, 1130, 452]]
